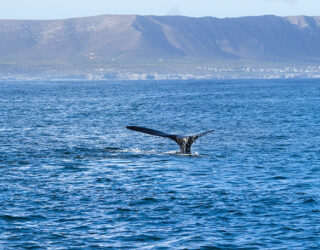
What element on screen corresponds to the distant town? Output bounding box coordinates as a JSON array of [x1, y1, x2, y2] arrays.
[[1, 63, 320, 81]]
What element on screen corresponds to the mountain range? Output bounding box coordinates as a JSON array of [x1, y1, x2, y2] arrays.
[[1, 14, 320, 64]]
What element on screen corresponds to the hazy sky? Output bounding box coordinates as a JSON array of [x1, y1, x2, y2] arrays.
[[1, 0, 319, 20]]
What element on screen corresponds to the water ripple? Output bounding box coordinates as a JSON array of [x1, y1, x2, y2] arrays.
[[0, 79, 320, 249]]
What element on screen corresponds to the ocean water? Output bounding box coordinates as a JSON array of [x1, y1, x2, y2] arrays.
[[0, 79, 319, 249]]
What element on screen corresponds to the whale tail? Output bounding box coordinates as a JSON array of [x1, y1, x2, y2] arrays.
[[126, 126, 214, 154]]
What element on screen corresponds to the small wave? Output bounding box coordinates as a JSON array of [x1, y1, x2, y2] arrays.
[[272, 176, 287, 180], [106, 147, 159, 155], [121, 148, 158, 154], [0, 214, 46, 222], [165, 150, 202, 157], [105, 147, 204, 157], [104, 147, 122, 152], [110, 147, 202, 156], [303, 198, 317, 204]]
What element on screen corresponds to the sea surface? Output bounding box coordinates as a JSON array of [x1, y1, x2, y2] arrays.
[[0, 79, 319, 249]]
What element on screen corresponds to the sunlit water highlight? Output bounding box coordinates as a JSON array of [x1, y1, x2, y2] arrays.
[[0, 79, 319, 249]]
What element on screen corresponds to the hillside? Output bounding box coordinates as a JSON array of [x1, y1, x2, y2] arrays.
[[1, 14, 320, 80], [1, 14, 320, 63]]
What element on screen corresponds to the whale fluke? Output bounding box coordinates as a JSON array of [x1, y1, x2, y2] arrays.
[[126, 126, 214, 154]]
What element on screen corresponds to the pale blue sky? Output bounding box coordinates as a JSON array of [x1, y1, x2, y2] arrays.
[[1, 0, 319, 20]]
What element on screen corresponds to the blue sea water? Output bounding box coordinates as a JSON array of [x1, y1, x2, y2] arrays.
[[0, 79, 319, 249]]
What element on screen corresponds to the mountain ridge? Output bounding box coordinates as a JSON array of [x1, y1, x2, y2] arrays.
[[1, 14, 320, 64]]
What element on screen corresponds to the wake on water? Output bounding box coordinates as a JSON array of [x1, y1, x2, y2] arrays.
[[104, 147, 201, 157]]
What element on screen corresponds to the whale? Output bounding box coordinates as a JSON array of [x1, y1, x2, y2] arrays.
[[126, 126, 214, 154]]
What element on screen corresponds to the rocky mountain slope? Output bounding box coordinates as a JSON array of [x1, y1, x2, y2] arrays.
[[1, 14, 320, 63]]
